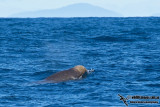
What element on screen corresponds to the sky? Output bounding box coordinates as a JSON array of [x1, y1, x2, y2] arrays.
[[0, 0, 160, 17]]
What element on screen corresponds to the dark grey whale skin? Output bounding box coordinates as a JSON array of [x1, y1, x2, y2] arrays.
[[44, 68, 83, 83]]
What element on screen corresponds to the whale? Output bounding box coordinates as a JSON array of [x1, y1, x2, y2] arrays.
[[42, 65, 94, 83]]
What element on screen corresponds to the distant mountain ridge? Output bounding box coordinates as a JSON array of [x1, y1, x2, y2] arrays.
[[10, 3, 122, 17]]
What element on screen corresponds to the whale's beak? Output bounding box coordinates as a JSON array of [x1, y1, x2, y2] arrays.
[[82, 68, 94, 78], [87, 68, 94, 74]]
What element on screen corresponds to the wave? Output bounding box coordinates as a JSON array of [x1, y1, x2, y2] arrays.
[[91, 35, 149, 42]]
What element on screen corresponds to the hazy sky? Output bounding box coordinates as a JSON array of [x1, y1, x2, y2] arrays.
[[0, 0, 160, 17]]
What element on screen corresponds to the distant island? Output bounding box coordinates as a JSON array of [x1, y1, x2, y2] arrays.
[[10, 3, 122, 17]]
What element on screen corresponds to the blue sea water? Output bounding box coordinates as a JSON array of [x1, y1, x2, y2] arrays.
[[0, 17, 160, 107]]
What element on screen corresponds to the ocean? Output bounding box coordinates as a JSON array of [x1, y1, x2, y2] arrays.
[[0, 17, 160, 107]]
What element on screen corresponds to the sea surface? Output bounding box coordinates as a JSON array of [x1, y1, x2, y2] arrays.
[[0, 17, 160, 107]]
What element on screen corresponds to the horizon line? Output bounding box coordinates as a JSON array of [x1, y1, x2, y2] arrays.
[[0, 16, 160, 18]]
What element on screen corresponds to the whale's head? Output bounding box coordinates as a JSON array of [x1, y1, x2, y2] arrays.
[[74, 65, 87, 75], [74, 65, 94, 78]]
